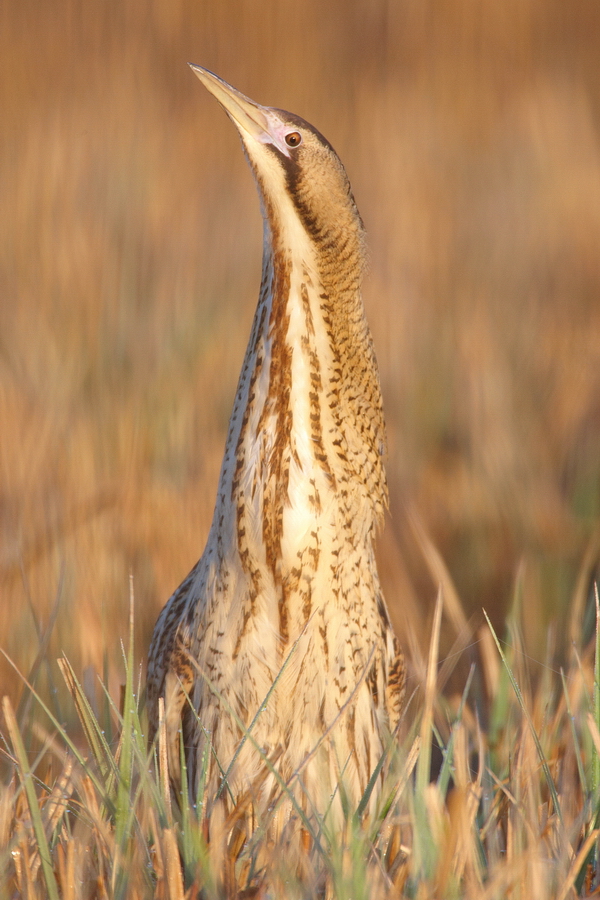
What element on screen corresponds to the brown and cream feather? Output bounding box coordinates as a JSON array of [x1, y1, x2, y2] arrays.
[[147, 66, 404, 836]]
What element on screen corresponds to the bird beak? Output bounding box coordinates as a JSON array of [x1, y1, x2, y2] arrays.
[[189, 64, 291, 158]]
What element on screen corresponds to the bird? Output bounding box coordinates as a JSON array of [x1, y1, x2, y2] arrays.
[[146, 65, 405, 849]]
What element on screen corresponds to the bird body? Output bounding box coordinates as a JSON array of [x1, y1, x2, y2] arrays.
[[147, 67, 404, 839]]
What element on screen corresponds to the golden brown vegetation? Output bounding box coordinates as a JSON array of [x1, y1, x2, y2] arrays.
[[1, 0, 600, 895], [2, 591, 600, 898], [2, 0, 599, 687]]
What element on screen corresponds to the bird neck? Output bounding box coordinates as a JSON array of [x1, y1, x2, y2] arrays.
[[213, 205, 387, 547]]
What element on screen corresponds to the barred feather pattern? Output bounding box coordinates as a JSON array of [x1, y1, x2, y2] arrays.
[[146, 72, 405, 840]]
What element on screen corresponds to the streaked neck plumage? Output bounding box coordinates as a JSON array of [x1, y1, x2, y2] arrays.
[[206, 114, 388, 651]]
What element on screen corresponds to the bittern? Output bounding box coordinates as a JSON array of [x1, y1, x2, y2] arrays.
[[147, 66, 405, 839]]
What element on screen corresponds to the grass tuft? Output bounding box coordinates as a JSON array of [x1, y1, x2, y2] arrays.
[[1, 577, 600, 897]]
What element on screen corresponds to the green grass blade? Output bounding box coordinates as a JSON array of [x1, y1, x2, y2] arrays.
[[483, 609, 564, 830], [356, 738, 392, 819], [58, 656, 115, 782], [114, 578, 137, 850], [594, 586, 600, 798], [416, 589, 442, 800], [1, 649, 116, 817], [560, 667, 587, 799], [2, 696, 60, 900], [437, 663, 475, 797]]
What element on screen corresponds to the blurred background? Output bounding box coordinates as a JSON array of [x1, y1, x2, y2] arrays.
[[1, 0, 600, 707]]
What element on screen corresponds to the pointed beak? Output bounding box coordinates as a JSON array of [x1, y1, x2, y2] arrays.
[[189, 64, 291, 157]]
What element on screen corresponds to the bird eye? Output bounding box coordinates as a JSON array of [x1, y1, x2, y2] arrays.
[[285, 131, 302, 148]]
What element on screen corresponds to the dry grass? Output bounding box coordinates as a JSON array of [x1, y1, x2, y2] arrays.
[[1, 586, 600, 898], [1, 0, 600, 895]]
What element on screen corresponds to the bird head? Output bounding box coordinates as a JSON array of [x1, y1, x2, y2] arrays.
[[189, 65, 366, 278]]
